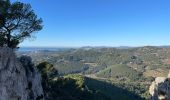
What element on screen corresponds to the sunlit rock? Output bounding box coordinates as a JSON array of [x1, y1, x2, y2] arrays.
[[0, 47, 44, 100]]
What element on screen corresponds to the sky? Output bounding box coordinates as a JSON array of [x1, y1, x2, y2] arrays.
[[13, 0, 170, 47]]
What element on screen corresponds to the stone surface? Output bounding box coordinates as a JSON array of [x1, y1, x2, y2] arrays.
[[0, 47, 44, 100], [149, 71, 170, 100]]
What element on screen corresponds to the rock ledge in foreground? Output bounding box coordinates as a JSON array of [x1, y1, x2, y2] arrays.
[[0, 47, 44, 100]]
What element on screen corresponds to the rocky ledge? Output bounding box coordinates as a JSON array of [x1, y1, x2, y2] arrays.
[[149, 71, 170, 100], [0, 47, 44, 100]]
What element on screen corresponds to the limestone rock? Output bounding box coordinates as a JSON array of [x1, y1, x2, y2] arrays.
[[0, 47, 44, 100], [149, 72, 170, 100]]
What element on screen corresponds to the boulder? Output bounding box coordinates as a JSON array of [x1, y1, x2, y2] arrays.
[[149, 71, 170, 100]]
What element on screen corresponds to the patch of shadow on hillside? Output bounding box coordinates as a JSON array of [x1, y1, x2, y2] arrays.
[[47, 76, 144, 100], [85, 77, 145, 100]]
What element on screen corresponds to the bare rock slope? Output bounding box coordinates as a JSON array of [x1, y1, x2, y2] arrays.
[[149, 71, 170, 100], [0, 47, 44, 100]]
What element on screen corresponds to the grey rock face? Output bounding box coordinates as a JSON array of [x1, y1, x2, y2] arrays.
[[149, 72, 170, 100], [0, 47, 44, 100]]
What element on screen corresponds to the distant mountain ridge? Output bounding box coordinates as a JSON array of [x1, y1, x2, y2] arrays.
[[19, 47, 75, 52], [19, 45, 170, 52]]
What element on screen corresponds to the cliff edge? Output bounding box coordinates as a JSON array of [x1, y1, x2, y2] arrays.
[[0, 47, 44, 100]]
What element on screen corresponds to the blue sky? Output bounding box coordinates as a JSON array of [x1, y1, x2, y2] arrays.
[[14, 0, 170, 47]]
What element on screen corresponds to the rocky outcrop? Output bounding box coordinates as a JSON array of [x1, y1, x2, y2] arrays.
[[0, 47, 44, 100], [149, 71, 170, 100]]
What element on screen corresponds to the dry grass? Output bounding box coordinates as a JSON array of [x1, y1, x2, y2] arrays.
[[144, 68, 169, 77]]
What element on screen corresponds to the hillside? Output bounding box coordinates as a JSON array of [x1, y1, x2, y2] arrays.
[[40, 73, 146, 100], [19, 46, 170, 76], [18, 46, 170, 99], [96, 64, 142, 81]]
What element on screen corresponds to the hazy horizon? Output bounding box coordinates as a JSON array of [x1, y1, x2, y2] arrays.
[[20, 45, 170, 48]]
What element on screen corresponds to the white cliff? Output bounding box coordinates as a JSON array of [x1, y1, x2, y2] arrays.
[[0, 47, 44, 100]]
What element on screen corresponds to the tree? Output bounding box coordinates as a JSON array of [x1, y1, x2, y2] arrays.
[[0, 0, 43, 48], [36, 62, 58, 99]]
